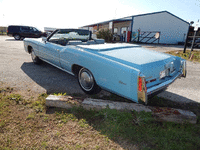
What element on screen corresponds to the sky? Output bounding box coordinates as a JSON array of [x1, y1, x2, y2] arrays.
[[0, 0, 200, 31]]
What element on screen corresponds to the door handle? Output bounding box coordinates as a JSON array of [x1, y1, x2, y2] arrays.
[[56, 49, 59, 52]]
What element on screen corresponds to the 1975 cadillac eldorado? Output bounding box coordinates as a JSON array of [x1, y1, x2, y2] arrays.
[[24, 29, 186, 104]]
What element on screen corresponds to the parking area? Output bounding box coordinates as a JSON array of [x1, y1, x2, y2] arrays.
[[0, 35, 200, 103], [0, 36, 84, 97]]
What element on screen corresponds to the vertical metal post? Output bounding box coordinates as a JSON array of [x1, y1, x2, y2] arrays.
[[112, 21, 114, 34], [158, 32, 161, 44], [189, 20, 199, 57], [137, 29, 140, 43], [183, 25, 190, 53], [130, 16, 134, 43], [191, 30, 197, 52]]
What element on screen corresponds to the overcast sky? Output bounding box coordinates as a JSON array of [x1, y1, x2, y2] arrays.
[[0, 0, 199, 31]]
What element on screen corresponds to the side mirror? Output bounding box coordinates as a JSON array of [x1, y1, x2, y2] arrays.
[[42, 37, 47, 43]]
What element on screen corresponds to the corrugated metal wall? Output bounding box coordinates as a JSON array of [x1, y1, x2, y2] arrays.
[[132, 12, 189, 44]]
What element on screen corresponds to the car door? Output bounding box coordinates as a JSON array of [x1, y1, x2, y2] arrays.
[[31, 27, 42, 38], [20, 26, 31, 37], [59, 46, 76, 72], [39, 40, 62, 67]]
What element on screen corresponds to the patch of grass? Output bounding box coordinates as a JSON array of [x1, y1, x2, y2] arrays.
[[1, 87, 200, 149], [6, 94, 23, 104], [30, 93, 47, 113], [78, 118, 89, 128], [71, 106, 200, 150], [55, 111, 78, 123], [53, 92, 67, 96], [26, 113, 35, 120], [41, 141, 48, 148], [165, 50, 200, 62]]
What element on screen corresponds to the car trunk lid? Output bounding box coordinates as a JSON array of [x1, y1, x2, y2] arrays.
[[77, 43, 180, 88]]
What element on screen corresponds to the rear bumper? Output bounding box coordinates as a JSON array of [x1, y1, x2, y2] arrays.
[[138, 60, 186, 104], [7, 33, 13, 36], [147, 72, 182, 96]]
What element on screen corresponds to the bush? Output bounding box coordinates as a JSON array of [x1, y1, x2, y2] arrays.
[[96, 29, 113, 43]]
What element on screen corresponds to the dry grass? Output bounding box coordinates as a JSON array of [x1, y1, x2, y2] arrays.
[[0, 88, 137, 150], [1, 87, 200, 150], [165, 50, 200, 62]]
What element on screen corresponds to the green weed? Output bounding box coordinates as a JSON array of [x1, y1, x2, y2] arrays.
[[41, 141, 48, 148], [26, 113, 35, 120], [53, 92, 67, 96], [6, 94, 23, 104], [78, 119, 89, 128]]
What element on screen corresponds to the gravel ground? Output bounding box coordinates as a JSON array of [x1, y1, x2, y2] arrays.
[[0, 36, 200, 103], [0, 36, 84, 97]]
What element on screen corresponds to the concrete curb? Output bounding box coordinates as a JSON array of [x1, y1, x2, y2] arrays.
[[149, 107, 197, 124], [82, 98, 152, 112], [46, 95, 81, 109], [46, 95, 197, 124]]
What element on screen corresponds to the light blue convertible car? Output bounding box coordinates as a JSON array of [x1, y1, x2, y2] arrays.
[[24, 29, 186, 104]]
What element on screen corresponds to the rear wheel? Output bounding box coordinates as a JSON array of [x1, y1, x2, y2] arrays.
[[31, 48, 42, 64], [78, 68, 101, 94], [14, 34, 21, 40]]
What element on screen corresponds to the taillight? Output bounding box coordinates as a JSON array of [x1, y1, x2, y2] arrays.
[[138, 76, 147, 104], [138, 77, 143, 92], [138, 77, 147, 92]]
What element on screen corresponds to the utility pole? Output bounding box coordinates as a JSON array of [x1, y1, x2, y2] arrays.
[[183, 21, 194, 53], [189, 20, 199, 58]]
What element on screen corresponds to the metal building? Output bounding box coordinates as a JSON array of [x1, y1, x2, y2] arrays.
[[80, 11, 190, 44]]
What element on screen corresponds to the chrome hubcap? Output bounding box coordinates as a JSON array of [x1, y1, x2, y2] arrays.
[[79, 69, 94, 91]]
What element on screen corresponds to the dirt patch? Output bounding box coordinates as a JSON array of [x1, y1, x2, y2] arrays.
[[151, 107, 180, 115]]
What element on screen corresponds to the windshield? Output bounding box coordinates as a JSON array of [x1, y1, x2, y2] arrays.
[[48, 29, 91, 46]]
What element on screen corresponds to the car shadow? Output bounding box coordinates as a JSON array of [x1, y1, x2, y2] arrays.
[[158, 90, 200, 104], [21, 62, 84, 94], [149, 91, 200, 116], [5, 39, 21, 41]]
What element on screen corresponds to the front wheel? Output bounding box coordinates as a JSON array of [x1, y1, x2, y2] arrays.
[[78, 68, 101, 95], [31, 49, 42, 64]]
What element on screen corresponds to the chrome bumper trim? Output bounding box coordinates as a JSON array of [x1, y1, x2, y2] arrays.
[[147, 72, 182, 95]]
